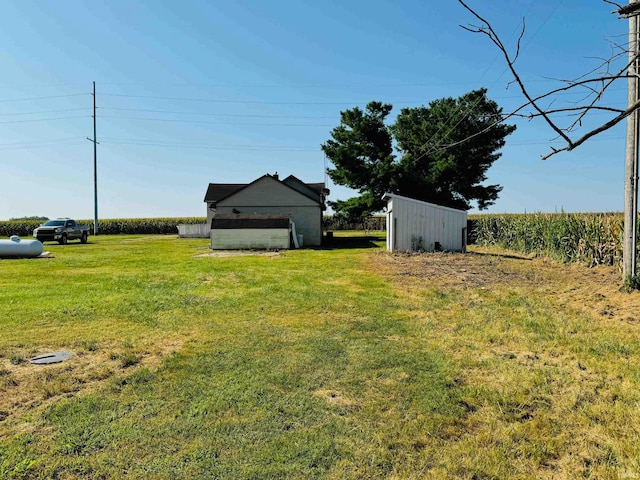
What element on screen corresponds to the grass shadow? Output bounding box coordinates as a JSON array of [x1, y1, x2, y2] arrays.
[[312, 234, 385, 250], [467, 249, 534, 261]]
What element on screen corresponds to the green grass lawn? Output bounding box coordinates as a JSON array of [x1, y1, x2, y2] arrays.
[[1, 234, 640, 479]]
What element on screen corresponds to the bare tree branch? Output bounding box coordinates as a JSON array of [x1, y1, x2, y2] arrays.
[[458, 0, 573, 147], [541, 97, 640, 159], [514, 105, 625, 118], [457, 0, 637, 160], [603, 0, 623, 11]]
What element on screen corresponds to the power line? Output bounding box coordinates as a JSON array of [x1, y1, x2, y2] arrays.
[[408, 1, 542, 160], [0, 108, 89, 117], [0, 80, 623, 107], [508, 135, 624, 146], [0, 137, 82, 146], [95, 81, 468, 88], [99, 93, 437, 106], [100, 139, 318, 151], [0, 139, 86, 150], [98, 134, 623, 151], [419, 0, 610, 161], [0, 132, 623, 152], [99, 107, 337, 119], [520, 0, 565, 51], [0, 76, 619, 96], [0, 115, 89, 125], [69, 77, 587, 88], [0, 83, 89, 89], [0, 93, 89, 103], [98, 115, 333, 127], [99, 90, 623, 106]]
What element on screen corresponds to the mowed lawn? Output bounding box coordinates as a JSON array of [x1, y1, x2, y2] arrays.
[[1, 234, 640, 479]]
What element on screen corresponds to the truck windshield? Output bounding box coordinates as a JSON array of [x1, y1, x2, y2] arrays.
[[43, 220, 65, 227]]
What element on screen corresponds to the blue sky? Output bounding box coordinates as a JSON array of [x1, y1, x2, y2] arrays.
[[0, 0, 630, 220]]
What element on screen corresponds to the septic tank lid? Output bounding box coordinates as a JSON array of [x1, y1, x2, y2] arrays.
[[30, 352, 73, 364]]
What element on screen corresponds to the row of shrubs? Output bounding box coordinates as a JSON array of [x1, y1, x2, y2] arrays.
[[0, 217, 207, 238], [469, 212, 625, 267]]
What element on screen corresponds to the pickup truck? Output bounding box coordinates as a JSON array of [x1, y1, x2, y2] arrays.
[[33, 218, 90, 244]]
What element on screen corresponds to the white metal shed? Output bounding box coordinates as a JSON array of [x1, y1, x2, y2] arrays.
[[382, 193, 467, 252]]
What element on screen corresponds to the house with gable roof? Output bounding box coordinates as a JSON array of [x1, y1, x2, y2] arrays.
[[203, 173, 328, 247]]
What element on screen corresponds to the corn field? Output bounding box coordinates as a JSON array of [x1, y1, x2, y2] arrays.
[[2, 215, 387, 238], [0, 217, 206, 238], [6, 213, 629, 268], [470, 213, 625, 267]]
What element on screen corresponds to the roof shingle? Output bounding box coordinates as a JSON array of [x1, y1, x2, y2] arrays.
[[203, 174, 325, 205]]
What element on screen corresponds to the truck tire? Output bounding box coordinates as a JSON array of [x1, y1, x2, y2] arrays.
[[81, 232, 88, 244], [59, 233, 68, 245]]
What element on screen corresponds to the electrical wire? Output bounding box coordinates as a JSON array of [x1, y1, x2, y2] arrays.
[[0, 137, 83, 146], [99, 93, 431, 106], [99, 107, 337, 119], [0, 132, 622, 152], [520, 0, 565, 51], [408, 1, 540, 158], [97, 134, 623, 151], [98, 115, 333, 127], [0, 108, 89, 117], [0, 93, 89, 103], [0, 115, 89, 125], [416, 0, 608, 161], [0, 138, 86, 150], [100, 139, 317, 151]]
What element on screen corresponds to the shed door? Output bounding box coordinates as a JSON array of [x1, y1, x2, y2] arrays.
[[386, 210, 393, 251]]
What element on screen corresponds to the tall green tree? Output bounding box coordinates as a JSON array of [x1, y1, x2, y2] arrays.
[[322, 88, 516, 219], [321, 101, 397, 219]]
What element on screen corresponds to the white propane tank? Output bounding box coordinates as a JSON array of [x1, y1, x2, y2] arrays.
[[0, 236, 44, 258]]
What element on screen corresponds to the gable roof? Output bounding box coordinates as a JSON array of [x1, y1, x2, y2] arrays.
[[204, 174, 324, 205], [281, 175, 325, 201], [382, 192, 468, 214], [203, 183, 247, 203]]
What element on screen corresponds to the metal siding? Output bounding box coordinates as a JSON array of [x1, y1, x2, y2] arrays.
[[210, 228, 290, 249], [216, 205, 321, 246], [206, 205, 215, 229], [384, 194, 467, 252], [385, 198, 392, 251]]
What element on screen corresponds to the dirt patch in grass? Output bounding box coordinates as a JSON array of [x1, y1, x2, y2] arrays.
[[369, 246, 640, 324], [368, 246, 640, 477], [314, 389, 360, 410], [0, 336, 188, 437]]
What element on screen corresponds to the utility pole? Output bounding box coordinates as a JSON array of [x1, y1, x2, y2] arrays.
[[620, 1, 640, 279], [87, 81, 99, 235], [616, 1, 640, 279]]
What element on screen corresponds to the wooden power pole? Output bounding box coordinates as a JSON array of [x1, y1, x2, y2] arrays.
[[622, 0, 640, 279], [87, 81, 99, 236]]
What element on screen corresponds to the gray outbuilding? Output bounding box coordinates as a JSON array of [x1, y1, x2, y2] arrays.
[[204, 173, 328, 247], [383, 193, 467, 252]]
